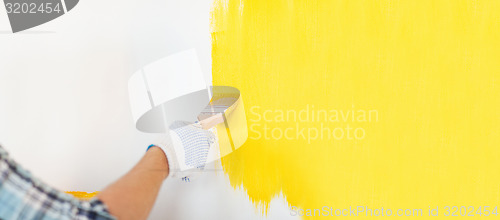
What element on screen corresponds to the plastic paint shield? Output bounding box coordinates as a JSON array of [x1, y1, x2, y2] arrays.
[[128, 49, 211, 133], [128, 50, 248, 167]]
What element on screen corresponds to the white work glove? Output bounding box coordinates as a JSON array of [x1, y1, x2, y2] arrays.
[[149, 121, 218, 182]]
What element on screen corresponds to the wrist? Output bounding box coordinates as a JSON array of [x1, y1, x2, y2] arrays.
[[148, 134, 180, 179], [144, 146, 169, 179]]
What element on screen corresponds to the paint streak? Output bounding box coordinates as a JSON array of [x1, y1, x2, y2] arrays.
[[211, 0, 500, 219], [66, 191, 98, 200]]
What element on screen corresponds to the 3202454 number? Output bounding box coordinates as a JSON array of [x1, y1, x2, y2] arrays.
[[444, 206, 498, 217], [5, 3, 62, 14]]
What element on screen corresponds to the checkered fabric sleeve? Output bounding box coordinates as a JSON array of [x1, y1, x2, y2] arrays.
[[0, 145, 116, 220]]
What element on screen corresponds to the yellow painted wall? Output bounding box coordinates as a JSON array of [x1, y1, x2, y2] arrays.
[[211, 0, 500, 219]]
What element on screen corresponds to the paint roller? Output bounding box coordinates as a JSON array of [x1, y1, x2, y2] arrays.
[[198, 86, 248, 157]]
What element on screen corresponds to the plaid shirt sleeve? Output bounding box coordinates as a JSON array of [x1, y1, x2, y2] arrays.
[[0, 145, 117, 220]]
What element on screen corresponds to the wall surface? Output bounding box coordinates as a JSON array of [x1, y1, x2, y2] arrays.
[[211, 1, 500, 219], [0, 0, 296, 219], [3, 1, 499, 220]]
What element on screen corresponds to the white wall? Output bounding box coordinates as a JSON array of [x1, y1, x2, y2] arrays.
[[0, 0, 297, 219]]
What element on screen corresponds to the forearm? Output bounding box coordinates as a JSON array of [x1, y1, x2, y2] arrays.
[[97, 147, 168, 220]]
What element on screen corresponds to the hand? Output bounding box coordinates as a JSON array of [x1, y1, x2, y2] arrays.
[[149, 121, 218, 182]]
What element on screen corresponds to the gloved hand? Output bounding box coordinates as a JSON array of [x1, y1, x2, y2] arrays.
[[148, 121, 218, 182]]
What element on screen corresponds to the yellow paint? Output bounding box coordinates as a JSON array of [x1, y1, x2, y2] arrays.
[[211, 0, 500, 219], [66, 191, 98, 200]]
